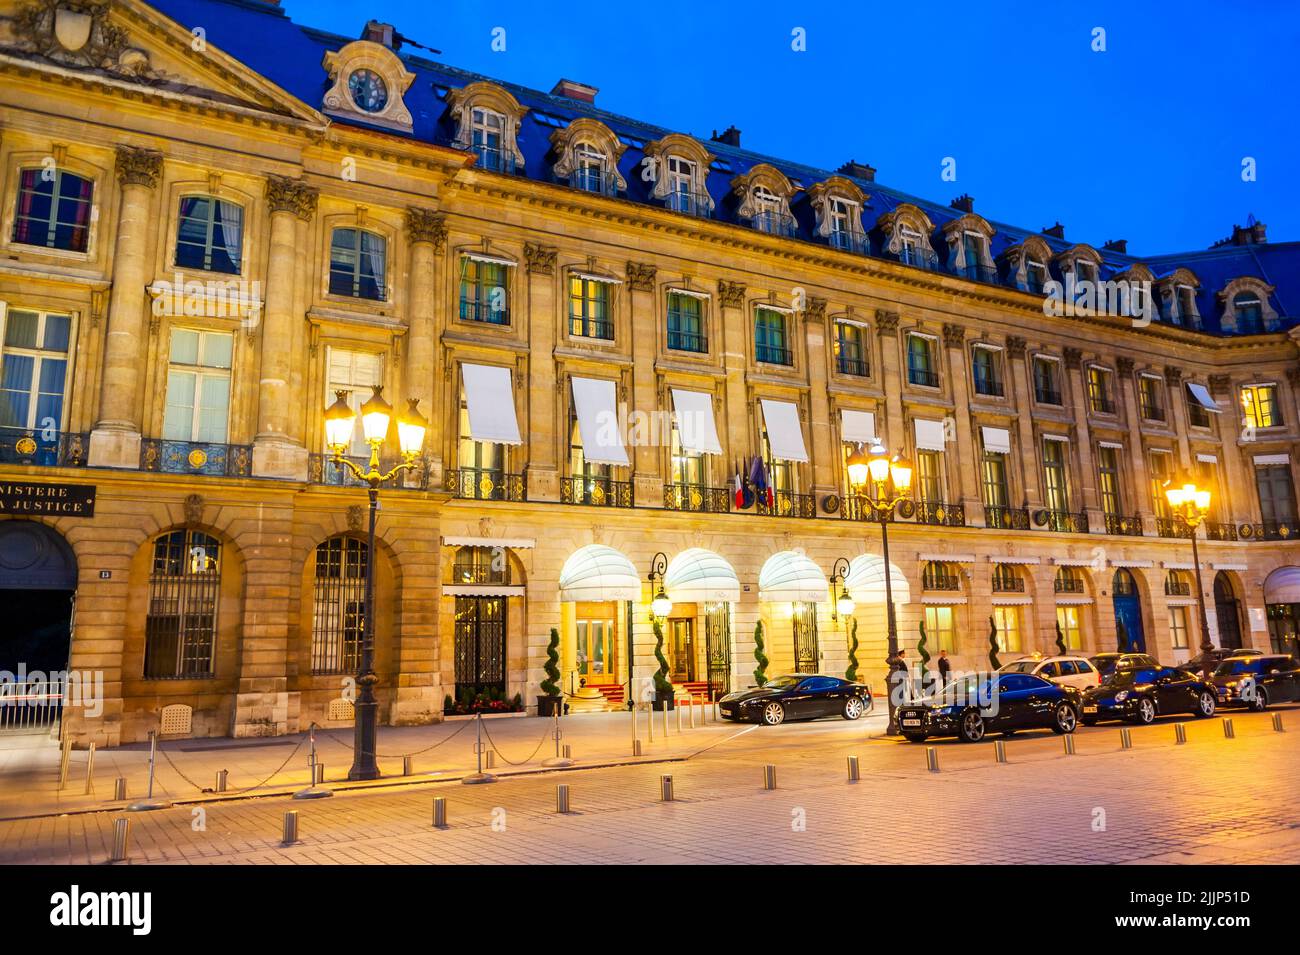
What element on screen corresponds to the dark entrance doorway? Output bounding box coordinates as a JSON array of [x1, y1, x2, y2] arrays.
[[703, 602, 731, 700], [1213, 573, 1244, 651], [1111, 569, 1146, 653], [453, 596, 506, 699]]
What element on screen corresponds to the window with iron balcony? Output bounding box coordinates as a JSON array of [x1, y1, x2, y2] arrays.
[[1138, 375, 1165, 421], [1087, 366, 1114, 414], [754, 308, 793, 366], [569, 276, 613, 340], [907, 334, 939, 387], [834, 321, 869, 377], [666, 292, 707, 353], [1033, 357, 1063, 405], [459, 257, 511, 326], [971, 347, 1003, 397]]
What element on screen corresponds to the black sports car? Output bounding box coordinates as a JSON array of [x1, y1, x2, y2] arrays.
[[1080, 665, 1217, 725], [1176, 647, 1262, 675], [1089, 652, 1160, 678], [1208, 654, 1300, 711], [718, 674, 872, 726], [896, 672, 1081, 743]]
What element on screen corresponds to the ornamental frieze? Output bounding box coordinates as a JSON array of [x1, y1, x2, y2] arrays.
[[10, 0, 164, 80]]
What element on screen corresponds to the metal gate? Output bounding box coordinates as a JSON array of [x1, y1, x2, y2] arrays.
[[704, 602, 731, 700], [454, 596, 506, 697], [793, 602, 819, 673]]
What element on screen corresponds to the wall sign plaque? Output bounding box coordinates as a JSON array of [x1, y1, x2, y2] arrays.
[[0, 481, 96, 516]]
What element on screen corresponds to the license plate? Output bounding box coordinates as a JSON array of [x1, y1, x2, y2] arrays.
[[902, 718, 921, 727], [1083, 705, 1097, 714]]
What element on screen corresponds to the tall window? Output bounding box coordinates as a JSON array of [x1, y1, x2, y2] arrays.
[[760, 426, 795, 494], [907, 334, 938, 387], [163, 329, 231, 444], [12, 168, 93, 252], [666, 155, 700, 214], [751, 186, 788, 235], [143, 530, 221, 679], [1196, 457, 1221, 523], [828, 198, 859, 250], [1025, 260, 1047, 293], [1256, 463, 1298, 527], [1148, 450, 1174, 520], [328, 228, 386, 300], [960, 232, 986, 279], [1187, 387, 1213, 428], [569, 276, 612, 340], [0, 309, 70, 441], [971, 346, 1003, 396], [572, 142, 607, 193], [1042, 439, 1071, 512], [1233, 292, 1263, 333], [1086, 366, 1114, 413], [992, 606, 1022, 653], [1033, 357, 1062, 404], [834, 321, 869, 377], [1097, 445, 1123, 517], [1056, 606, 1084, 651], [458, 390, 504, 476], [1241, 384, 1281, 429], [669, 420, 706, 487], [325, 348, 382, 455], [981, 449, 1009, 509], [924, 605, 956, 652], [1138, 375, 1164, 421], [754, 308, 791, 365], [471, 107, 508, 171], [460, 257, 510, 325], [569, 405, 610, 483], [916, 449, 944, 504], [666, 291, 706, 353], [1169, 606, 1190, 651], [311, 536, 367, 675], [175, 196, 243, 273]]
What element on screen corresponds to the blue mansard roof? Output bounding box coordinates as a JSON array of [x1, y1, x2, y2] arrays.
[[147, 0, 1299, 338]]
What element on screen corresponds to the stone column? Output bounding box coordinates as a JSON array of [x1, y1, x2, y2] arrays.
[[1006, 337, 1041, 507], [524, 243, 559, 502], [718, 280, 750, 457], [875, 311, 903, 450], [89, 146, 163, 468], [1063, 346, 1101, 523], [942, 322, 982, 521], [405, 208, 445, 486], [252, 176, 317, 479], [804, 298, 835, 502], [1163, 365, 1193, 472], [1116, 357, 1156, 532], [1210, 373, 1253, 527], [627, 263, 663, 506]]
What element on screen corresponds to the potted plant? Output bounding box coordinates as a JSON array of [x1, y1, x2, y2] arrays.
[[651, 616, 675, 710], [845, 617, 860, 683], [753, 619, 769, 686], [537, 627, 563, 717]]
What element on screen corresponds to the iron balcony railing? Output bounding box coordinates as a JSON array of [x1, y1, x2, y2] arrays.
[[756, 490, 816, 519], [1206, 522, 1239, 542], [141, 439, 251, 477], [984, 505, 1031, 530], [666, 190, 712, 218], [666, 329, 708, 353], [0, 427, 89, 467], [445, 467, 526, 502], [0, 679, 63, 733], [1089, 395, 1116, 415], [923, 573, 962, 592], [459, 299, 510, 326], [1165, 579, 1192, 597], [565, 168, 619, 196], [896, 246, 942, 271], [1105, 514, 1144, 537], [914, 501, 966, 527], [973, 375, 1005, 398], [1054, 577, 1085, 594], [1039, 509, 1089, 533], [663, 482, 731, 513], [908, 366, 940, 388], [752, 211, 797, 238], [1140, 403, 1166, 422], [570, 319, 615, 341], [840, 496, 885, 522], [836, 354, 870, 378], [1238, 521, 1299, 542], [560, 476, 633, 508], [307, 453, 429, 490], [829, 230, 869, 255], [992, 575, 1026, 594], [1156, 517, 1193, 539], [1035, 387, 1064, 405], [472, 144, 518, 174], [955, 261, 1000, 285], [755, 344, 793, 366]]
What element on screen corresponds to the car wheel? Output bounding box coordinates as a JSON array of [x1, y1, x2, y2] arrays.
[[1194, 690, 1217, 718], [958, 710, 986, 743], [1249, 687, 1269, 712], [1051, 702, 1078, 734], [842, 696, 865, 721], [761, 701, 786, 726], [902, 733, 927, 743], [1133, 696, 1156, 725]]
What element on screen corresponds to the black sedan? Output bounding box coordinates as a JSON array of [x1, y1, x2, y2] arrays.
[[1208, 654, 1300, 711], [1176, 647, 1262, 675], [896, 673, 1081, 743], [1080, 665, 1217, 725], [719, 674, 872, 726]]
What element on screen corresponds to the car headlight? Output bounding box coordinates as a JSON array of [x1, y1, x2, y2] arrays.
[[1114, 690, 1130, 702]]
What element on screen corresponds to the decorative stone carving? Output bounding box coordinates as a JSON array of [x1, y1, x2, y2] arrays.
[[941, 323, 966, 348], [13, 0, 164, 80], [642, 133, 714, 209], [1163, 365, 1184, 386], [730, 163, 797, 222], [804, 297, 827, 324], [1217, 275, 1279, 332], [524, 243, 557, 275], [876, 203, 935, 258], [999, 235, 1053, 291], [406, 207, 446, 250], [1062, 347, 1083, 370], [941, 212, 997, 273], [1208, 374, 1231, 395], [1115, 356, 1135, 375], [478, 516, 493, 537], [875, 310, 900, 335], [625, 262, 656, 292], [1005, 335, 1027, 359], [346, 505, 365, 534], [321, 40, 416, 133], [114, 145, 162, 189], [182, 493, 204, 525], [266, 176, 318, 221], [717, 280, 746, 309]]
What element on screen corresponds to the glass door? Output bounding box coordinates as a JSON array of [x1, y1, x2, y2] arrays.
[[667, 618, 694, 683], [576, 611, 618, 685]]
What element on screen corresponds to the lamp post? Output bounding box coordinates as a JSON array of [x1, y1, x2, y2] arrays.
[[323, 387, 427, 781], [845, 440, 914, 735], [648, 552, 673, 621], [1164, 474, 1214, 680], [829, 557, 855, 623]]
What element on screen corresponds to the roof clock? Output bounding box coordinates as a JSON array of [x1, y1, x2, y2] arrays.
[[348, 68, 389, 113]]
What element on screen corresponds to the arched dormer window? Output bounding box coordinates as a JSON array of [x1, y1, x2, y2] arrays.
[[1153, 267, 1201, 327], [446, 82, 528, 174], [321, 40, 416, 133], [1219, 277, 1277, 333], [999, 235, 1053, 294], [1053, 244, 1104, 288], [329, 227, 386, 301], [1109, 263, 1154, 321], [807, 176, 867, 254], [731, 164, 797, 238], [877, 203, 938, 270], [941, 213, 997, 283], [550, 118, 627, 197], [644, 133, 715, 218]]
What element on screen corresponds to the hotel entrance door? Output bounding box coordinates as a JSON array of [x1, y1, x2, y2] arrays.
[[667, 618, 694, 683], [576, 606, 618, 685]]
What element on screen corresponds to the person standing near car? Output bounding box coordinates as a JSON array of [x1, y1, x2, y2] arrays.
[[937, 650, 952, 687], [890, 648, 913, 706]]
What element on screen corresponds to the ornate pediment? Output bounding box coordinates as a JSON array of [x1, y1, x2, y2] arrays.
[[7, 0, 160, 78]]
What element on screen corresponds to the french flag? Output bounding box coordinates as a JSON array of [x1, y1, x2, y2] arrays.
[[733, 462, 744, 509]]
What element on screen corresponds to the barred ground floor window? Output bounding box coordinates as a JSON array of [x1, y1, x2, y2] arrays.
[[312, 536, 367, 674], [143, 529, 221, 679]]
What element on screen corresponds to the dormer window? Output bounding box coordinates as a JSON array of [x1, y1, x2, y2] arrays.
[[1178, 285, 1198, 323], [1219, 277, 1278, 333], [348, 69, 388, 113], [550, 118, 627, 197], [667, 157, 698, 212], [732, 164, 797, 238], [879, 203, 939, 271], [941, 213, 996, 283], [751, 185, 793, 237], [573, 144, 606, 193], [828, 199, 854, 248], [321, 40, 415, 133], [447, 82, 528, 175], [810, 176, 868, 254], [645, 134, 715, 218], [1026, 260, 1047, 293], [1234, 293, 1263, 333], [472, 107, 508, 171], [1076, 259, 1098, 285]]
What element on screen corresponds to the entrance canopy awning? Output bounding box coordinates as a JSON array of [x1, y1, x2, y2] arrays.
[[845, 554, 911, 605], [663, 548, 740, 603], [571, 376, 629, 466], [671, 388, 723, 455], [758, 550, 827, 602], [462, 363, 522, 445], [559, 544, 641, 602], [759, 399, 808, 463], [1264, 566, 1300, 605]]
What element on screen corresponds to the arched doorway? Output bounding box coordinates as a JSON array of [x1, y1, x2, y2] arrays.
[[1112, 569, 1146, 653], [1213, 572, 1244, 651]]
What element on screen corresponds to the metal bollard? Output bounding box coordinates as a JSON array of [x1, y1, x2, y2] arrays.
[[403, 756, 413, 777], [1120, 728, 1132, 750], [315, 763, 325, 784], [485, 750, 496, 770], [632, 739, 642, 756], [432, 796, 447, 828], [847, 755, 861, 782], [282, 810, 299, 844], [1175, 723, 1187, 745], [689, 697, 696, 729], [556, 784, 571, 814], [714, 702, 720, 723], [215, 769, 228, 793], [114, 777, 127, 801], [677, 702, 683, 732], [562, 744, 572, 760], [83, 743, 96, 795], [109, 818, 130, 863], [1273, 712, 1285, 733], [646, 703, 654, 743], [57, 737, 72, 790], [128, 730, 170, 811], [1222, 718, 1235, 739], [762, 764, 776, 790], [660, 774, 674, 801], [1063, 734, 1076, 755], [926, 747, 940, 772], [994, 740, 1008, 764], [661, 704, 669, 737]]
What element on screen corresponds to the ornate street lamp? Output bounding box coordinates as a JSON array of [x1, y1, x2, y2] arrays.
[[829, 557, 855, 622], [648, 552, 673, 620], [845, 439, 914, 735], [323, 387, 427, 781], [1164, 473, 1214, 680]]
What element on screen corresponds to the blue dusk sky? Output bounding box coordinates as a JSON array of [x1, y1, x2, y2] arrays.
[[273, 0, 1299, 256]]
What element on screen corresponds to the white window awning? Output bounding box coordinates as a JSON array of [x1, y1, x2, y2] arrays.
[[671, 388, 723, 455], [760, 399, 808, 462], [461, 363, 522, 445], [981, 426, 1011, 454], [571, 271, 622, 285], [571, 376, 629, 466], [844, 554, 911, 605], [1255, 454, 1290, 467], [558, 545, 642, 602], [758, 550, 827, 603], [1186, 382, 1221, 413], [462, 250, 517, 267], [667, 286, 710, 300], [914, 418, 947, 452], [1196, 453, 1218, 464], [841, 409, 876, 445], [664, 548, 740, 603]]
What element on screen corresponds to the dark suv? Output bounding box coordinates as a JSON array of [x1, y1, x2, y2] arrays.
[[1208, 655, 1300, 711]]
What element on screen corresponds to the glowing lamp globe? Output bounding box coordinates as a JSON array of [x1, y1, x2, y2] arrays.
[[324, 391, 357, 452], [360, 387, 393, 444]]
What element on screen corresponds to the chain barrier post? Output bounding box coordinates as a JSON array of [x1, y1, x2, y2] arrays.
[[403, 756, 413, 776], [926, 747, 939, 772], [294, 725, 332, 799], [432, 796, 447, 828], [846, 755, 860, 781], [83, 742, 96, 795], [127, 730, 171, 811], [677, 699, 683, 732], [556, 783, 571, 814], [689, 696, 696, 729], [114, 777, 127, 801], [215, 769, 228, 793], [1174, 723, 1187, 744], [1222, 718, 1235, 739], [659, 774, 674, 801], [1120, 728, 1132, 750], [57, 736, 72, 790], [994, 740, 1008, 764], [543, 705, 573, 767], [762, 764, 776, 790], [1063, 734, 1076, 755], [646, 701, 654, 743], [109, 818, 130, 863], [282, 810, 299, 844], [1273, 712, 1285, 733], [462, 712, 496, 784]]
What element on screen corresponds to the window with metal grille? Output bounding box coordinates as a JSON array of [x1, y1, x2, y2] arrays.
[[1087, 366, 1114, 413], [834, 321, 869, 377], [907, 334, 938, 387], [980, 450, 1009, 508], [12, 168, 93, 252], [452, 546, 509, 585], [1042, 439, 1071, 512], [143, 530, 221, 679], [1138, 375, 1164, 420], [1097, 445, 1123, 517], [754, 307, 791, 365], [454, 596, 506, 696], [1033, 356, 1062, 404], [459, 257, 510, 325], [971, 346, 1003, 396], [311, 536, 367, 674]]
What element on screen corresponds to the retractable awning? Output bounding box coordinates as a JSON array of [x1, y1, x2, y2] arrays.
[[981, 426, 1011, 454], [671, 389, 723, 455], [841, 409, 876, 445], [571, 376, 629, 466], [914, 418, 947, 452], [664, 548, 740, 603], [760, 399, 808, 462], [462, 250, 517, 267], [461, 363, 521, 445], [758, 550, 827, 603], [1186, 382, 1221, 413], [558, 545, 641, 602]]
